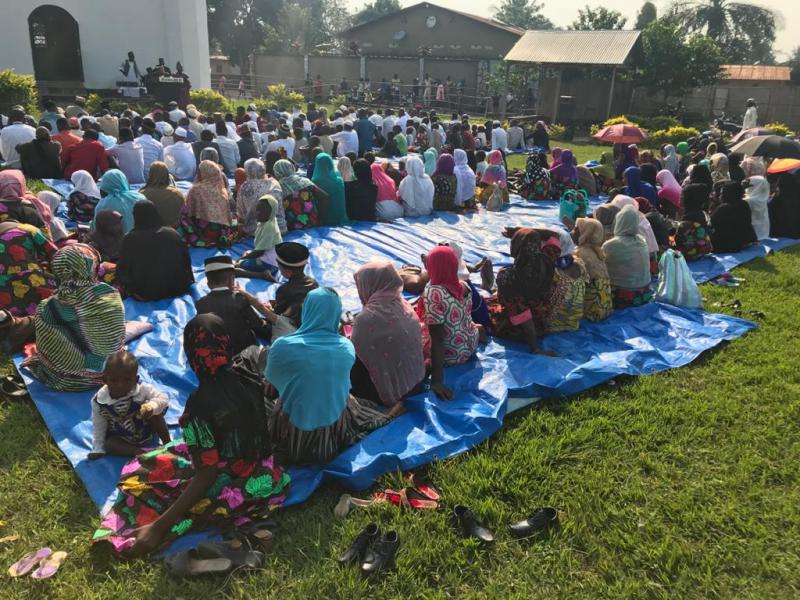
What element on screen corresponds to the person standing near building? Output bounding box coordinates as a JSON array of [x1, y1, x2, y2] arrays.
[[218, 75, 227, 96], [238, 79, 246, 99], [742, 98, 758, 130]]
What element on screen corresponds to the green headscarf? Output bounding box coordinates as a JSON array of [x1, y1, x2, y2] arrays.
[[424, 148, 438, 176], [311, 152, 349, 226], [254, 194, 283, 251], [591, 152, 615, 180], [273, 159, 313, 196], [676, 142, 689, 157]]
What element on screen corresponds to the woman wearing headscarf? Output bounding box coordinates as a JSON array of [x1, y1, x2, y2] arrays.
[[18, 126, 62, 179], [234, 167, 247, 194], [118, 200, 194, 300], [728, 153, 745, 183], [550, 147, 563, 169], [452, 149, 476, 208], [94, 314, 290, 556], [0, 218, 58, 317], [22, 244, 125, 391], [590, 152, 617, 196], [661, 144, 680, 177], [768, 172, 800, 238], [520, 152, 551, 201], [337, 156, 355, 183], [138, 161, 185, 228], [741, 156, 766, 178], [573, 218, 613, 321], [94, 169, 145, 234], [685, 163, 713, 209], [350, 261, 426, 409], [418, 246, 482, 399], [344, 158, 377, 221], [602, 205, 653, 309], [423, 147, 438, 176], [180, 160, 237, 248], [371, 161, 402, 221], [477, 149, 510, 205], [577, 164, 598, 196], [671, 184, 713, 261], [615, 145, 638, 179], [266, 288, 390, 464], [656, 169, 682, 218], [383, 161, 405, 188], [399, 156, 434, 217], [639, 162, 658, 189], [273, 159, 327, 231], [87, 211, 124, 262], [610, 194, 659, 259], [532, 121, 549, 151], [311, 152, 348, 227], [548, 149, 579, 200], [743, 176, 770, 240], [710, 181, 757, 253], [593, 203, 620, 241], [487, 228, 555, 353], [431, 153, 458, 211], [68, 170, 102, 224], [623, 166, 658, 207], [0, 170, 47, 230], [637, 196, 672, 252], [37, 191, 69, 244], [236, 158, 282, 236]]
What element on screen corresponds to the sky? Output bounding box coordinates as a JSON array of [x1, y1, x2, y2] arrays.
[[345, 0, 796, 60]]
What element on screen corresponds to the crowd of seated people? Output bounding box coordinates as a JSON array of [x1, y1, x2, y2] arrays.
[[1, 94, 799, 559]]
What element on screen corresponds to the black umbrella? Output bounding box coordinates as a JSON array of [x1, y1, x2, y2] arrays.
[[729, 135, 800, 159]]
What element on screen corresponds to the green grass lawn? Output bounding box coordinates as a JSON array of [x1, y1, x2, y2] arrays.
[[507, 143, 601, 172], [2, 231, 800, 597]]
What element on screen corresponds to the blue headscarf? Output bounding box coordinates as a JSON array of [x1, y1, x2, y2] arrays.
[[266, 288, 355, 431], [423, 148, 438, 176], [94, 169, 145, 233], [311, 152, 349, 226], [623, 166, 658, 207]]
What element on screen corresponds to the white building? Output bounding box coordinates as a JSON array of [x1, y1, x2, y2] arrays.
[[0, 0, 210, 91]]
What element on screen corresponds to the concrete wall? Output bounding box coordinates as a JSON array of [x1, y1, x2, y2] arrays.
[[0, 0, 210, 89], [341, 2, 520, 60]]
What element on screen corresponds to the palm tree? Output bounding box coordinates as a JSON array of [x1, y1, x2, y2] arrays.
[[669, 0, 777, 64]]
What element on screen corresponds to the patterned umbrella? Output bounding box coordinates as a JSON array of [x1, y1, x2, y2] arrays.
[[729, 135, 800, 159], [592, 124, 648, 144], [767, 158, 800, 174]]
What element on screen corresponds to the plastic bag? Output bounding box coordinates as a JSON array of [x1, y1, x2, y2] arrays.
[[485, 184, 505, 212], [655, 249, 703, 309]]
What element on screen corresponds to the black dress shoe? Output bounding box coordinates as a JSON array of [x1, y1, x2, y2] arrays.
[[509, 507, 558, 537], [453, 505, 495, 544], [338, 523, 380, 565], [360, 530, 400, 578]]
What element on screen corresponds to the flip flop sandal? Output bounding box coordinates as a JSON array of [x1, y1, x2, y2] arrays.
[[236, 522, 275, 550], [30, 551, 67, 580], [8, 547, 52, 577], [405, 473, 441, 501], [164, 550, 232, 578], [374, 489, 406, 507], [405, 488, 439, 510], [0, 376, 29, 401], [196, 541, 264, 569]]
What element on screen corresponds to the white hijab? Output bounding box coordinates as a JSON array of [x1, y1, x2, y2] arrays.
[[398, 156, 434, 217], [70, 170, 101, 198], [611, 194, 659, 253], [453, 149, 476, 206], [744, 176, 771, 240], [662, 144, 679, 176], [37, 191, 69, 242], [337, 156, 354, 183]]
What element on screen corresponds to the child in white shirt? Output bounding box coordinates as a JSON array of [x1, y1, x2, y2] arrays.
[[88, 351, 169, 459]]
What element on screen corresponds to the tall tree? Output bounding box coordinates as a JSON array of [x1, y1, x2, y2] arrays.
[[634, 2, 658, 30], [494, 0, 554, 30], [669, 0, 777, 64], [571, 6, 627, 30], [353, 0, 401, 26], [637, 20, 724, 101], [788, 47, 800, 83]]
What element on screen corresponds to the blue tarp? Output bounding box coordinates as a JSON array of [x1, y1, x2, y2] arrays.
[[14, 202, 757, 515]]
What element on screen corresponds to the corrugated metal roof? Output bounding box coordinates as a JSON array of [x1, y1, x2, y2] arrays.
[[344, 2, 523, 36], [504, 30, 641, 66], [722, 65, 791, 81]]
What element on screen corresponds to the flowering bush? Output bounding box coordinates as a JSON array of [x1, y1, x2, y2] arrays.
[[648, 126, 701, 146]]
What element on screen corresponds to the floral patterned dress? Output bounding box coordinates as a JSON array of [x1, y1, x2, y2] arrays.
[[544, 267, 587, 333], [0, 223, 58, 316], [432, 175, 457, 211], [671, 220, 713, 261], [420, 283, 479, 367], [92, 417, 290, 553], [283, 188, 320, 231], [583, 276, 613, 322]]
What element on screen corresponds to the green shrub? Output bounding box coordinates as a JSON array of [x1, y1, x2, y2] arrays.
[[648, 126, 701, 146], [328, 94, 348, 109], [0, 69, 38, 115], [85, 93, 103, 115], [189, 89, 229, 114], [642, 115, 680, 131], [264, 84, 305, 110], [765, 122, 793, 137], [549, 123, 567, 141], [602, 115, 640, 128]]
